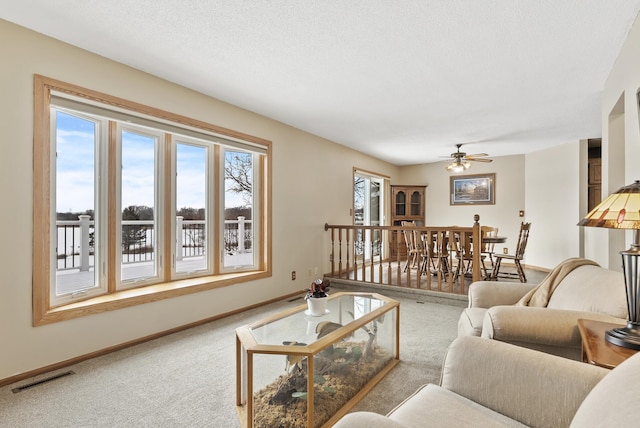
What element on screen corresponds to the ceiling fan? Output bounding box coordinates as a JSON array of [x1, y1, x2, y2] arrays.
[[444, 144, 492, 172]]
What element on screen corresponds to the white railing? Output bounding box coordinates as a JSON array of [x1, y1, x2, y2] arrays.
[[56, 216, 252, 271]]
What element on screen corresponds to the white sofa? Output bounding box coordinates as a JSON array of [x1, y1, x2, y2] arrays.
[[457, 259, 627, 359], [333, 336, 640, 427]]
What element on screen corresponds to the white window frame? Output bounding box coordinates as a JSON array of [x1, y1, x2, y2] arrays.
[[171, 136, 215, 279], [49, 108, 109, 307], [116, 123, 165, 289], [220, 147, 259, 272]]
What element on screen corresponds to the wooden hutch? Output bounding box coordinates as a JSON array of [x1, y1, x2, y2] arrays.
[[390, 185, 426, 258]]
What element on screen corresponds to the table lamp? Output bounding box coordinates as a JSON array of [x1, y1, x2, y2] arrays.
[[578, 180, 640, 350]]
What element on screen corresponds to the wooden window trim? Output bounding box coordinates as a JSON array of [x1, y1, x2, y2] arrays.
[[33, 74, 272, 326]]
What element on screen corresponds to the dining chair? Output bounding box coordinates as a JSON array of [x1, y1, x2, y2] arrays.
[[401, 221, 419, 272], [480, 226, 499, 271], [453, 231, 488, 280], [420, 230, 450, 277], [491, 222, 531, 282]]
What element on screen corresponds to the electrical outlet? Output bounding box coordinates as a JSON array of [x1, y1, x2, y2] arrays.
[[291, 271, 296, 280], [503, 247, 508, 254]]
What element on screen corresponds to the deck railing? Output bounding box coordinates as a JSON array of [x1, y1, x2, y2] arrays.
[[56, 216, 252, 271], [324, 215, 483, 295]]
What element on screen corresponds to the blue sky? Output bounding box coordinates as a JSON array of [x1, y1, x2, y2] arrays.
[[56, 111, 96, 213], [56, 111, 246, 213]]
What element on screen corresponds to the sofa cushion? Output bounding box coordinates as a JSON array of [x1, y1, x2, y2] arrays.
[[386, 384, 527, 428], [571, 351, 640, 427], [458, 307, 487, 337], [332, 411, 408, 428], [547, 265, 626, 318]]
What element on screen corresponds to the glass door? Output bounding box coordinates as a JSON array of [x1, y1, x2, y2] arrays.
[[354, 172, 385, 259]]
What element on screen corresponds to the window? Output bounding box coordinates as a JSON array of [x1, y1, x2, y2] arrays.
[[33, 75, 271, 325], [174, 139, 210, 275]]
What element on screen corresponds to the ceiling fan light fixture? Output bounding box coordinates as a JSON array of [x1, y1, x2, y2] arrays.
[[443, 144, 491, 173], [445, 159, 470, 173]]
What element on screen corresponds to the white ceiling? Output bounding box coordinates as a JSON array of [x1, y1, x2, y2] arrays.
[[3, 1, 640, 166]]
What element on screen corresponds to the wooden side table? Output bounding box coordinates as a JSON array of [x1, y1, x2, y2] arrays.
[[577, 319, 638, 369]]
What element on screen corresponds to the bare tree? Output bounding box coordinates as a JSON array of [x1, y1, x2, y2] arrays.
[[225, 152, 252, 205]]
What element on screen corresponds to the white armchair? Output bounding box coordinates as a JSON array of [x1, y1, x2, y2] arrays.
[[457, 259, 627, 359], [334, 336, 640, 427]]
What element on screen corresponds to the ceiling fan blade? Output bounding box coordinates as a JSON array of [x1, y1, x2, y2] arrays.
[[465, 153, 489, 158], [467, 158, 493, 163]]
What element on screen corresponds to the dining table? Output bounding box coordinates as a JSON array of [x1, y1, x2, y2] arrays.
[[482, 236, 507, 244]]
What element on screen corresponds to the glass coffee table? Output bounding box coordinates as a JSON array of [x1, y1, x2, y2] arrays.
[[235, 292, 400, 428]]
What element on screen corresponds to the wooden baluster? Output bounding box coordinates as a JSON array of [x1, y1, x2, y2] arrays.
[[439, 229, 446, 292], [360, 226, 366, 282], [404, 226, 411, 288], [329, 226, 335, 277], [472, 215, 481, 284], [338, 227, 344, 278], [393, 229, 402, 286], [377, 227, 383, 285], [457, 231, 468, 293], [386, 228, 393, 284], [368, 227, 374, 284], [415, 228, 421, 289], [447, 229, 456, 293], [423, 229, 431, 290], [434, 230, 442, 292], [346, 228, 352, 280]]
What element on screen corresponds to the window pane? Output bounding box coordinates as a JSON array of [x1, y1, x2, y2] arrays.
[[120, 130, 157, 282], [176, 143, 208, 273], [354, 173, 384, 258], [370, 180, 381, 226], [354, 176, 365, 226], [55, 111, 99, 296], [224, 150, 254, 268]]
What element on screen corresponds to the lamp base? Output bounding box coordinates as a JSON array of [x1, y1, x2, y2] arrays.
[[605, 322, 640, 350]]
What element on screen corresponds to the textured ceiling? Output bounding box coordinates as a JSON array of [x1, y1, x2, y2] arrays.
[[2, 1, 640, 165]]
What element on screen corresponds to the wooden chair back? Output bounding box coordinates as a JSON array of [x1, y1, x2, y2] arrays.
[[401, 220, 418, 253], [481, 226, 498, 253], [513, 222, 531, 259]]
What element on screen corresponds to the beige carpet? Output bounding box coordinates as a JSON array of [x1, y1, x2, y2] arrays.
[[0, 286, 463, 427]]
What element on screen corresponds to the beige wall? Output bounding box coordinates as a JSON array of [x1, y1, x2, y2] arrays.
[[398, 155, 526, 258], [0, 19, 399, 380], [597, 12, 640, 270], [525, 141, 583, 268]]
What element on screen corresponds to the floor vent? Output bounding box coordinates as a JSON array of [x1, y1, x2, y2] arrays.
[[287, 296, 303, 302], [12, 371, 75, 393]]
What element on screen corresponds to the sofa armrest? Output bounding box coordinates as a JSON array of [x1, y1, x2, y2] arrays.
[[481, 306, 626, 348], [441, 336, 608, 428], [468, 281, 537, 308]]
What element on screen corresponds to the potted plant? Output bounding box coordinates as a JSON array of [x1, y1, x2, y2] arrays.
[[305, 278, 330, 316]]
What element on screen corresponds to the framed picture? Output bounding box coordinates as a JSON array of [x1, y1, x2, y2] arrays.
[[450, 173, 495, 205]]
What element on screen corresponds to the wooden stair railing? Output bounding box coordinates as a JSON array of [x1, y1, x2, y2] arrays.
[[324, 215, 482, 295]]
